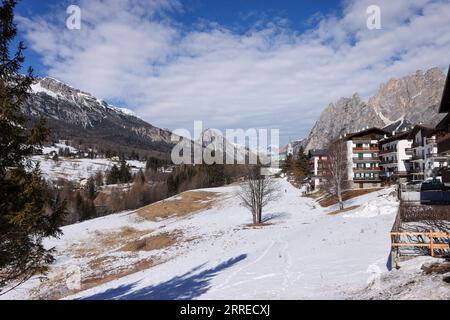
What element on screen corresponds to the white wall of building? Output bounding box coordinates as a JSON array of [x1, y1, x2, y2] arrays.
[[397, 139, 412, 172], [347, 141, 354, 183]]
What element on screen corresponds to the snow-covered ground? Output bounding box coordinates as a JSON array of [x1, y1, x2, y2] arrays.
[[29, 142, 146, 183], [2, 179, 448, 300], [31, 156, 146, 183], [353, 256, 450, 300]]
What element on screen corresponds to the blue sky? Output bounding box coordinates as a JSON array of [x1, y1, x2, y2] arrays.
[[13, 0, 450, 144]]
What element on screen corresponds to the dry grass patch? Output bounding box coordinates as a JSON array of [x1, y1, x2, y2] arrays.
[[304, 190, 326, 199], [119, 232, 179, 252], [319, 188, 383, 207], [138, 191, 221, 221], [70, 227, 153, 258], [328, 205, 361, 215], [35, 258, 157, 300]]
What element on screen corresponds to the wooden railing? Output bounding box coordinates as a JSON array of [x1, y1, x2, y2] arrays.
[[391, 231, 450, 257], [353, 147, 380, 152], [353, 157, 380, 161]]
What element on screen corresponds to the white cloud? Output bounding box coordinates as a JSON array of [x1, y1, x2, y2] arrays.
[[18, 0, 450, 143]]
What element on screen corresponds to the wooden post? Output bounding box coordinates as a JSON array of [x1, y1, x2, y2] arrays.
[[430, 232, 434, 257]]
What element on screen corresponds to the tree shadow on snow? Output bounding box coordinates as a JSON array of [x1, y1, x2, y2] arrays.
[[80, 254, 247, 300], [262, 212, 290, 223]]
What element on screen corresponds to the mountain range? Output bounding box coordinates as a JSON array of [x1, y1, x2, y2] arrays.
[[24, 67, 448, 159], [23, 77, 175, 159]]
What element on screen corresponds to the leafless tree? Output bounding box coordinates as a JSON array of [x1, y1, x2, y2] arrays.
[[238, 166, 280, 224], [323, 139, 348, 210]]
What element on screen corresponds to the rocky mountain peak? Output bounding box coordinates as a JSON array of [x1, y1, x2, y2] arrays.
[[305, 66, 447, 151]]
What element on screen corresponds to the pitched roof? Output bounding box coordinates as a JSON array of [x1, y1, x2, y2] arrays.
[[407, 125, 436, 139], [436, 112, 450, 131], [379, 130, 412, 144], [439, 65, 450, 113], [382, 119, 413, 134], [344, 127, 390, 140]]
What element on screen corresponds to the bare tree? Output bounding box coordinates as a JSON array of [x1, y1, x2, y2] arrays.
[[323, 139, 348, 210], [238, 166, 280, 224]]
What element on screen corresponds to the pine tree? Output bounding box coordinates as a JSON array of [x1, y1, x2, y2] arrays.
[[119, 160, 132, 183], [282, 154, 294, 173], [203, 163, 225, 187], [106, 164, 120, 185], [94, 171, 104, 187], [0, 0, 65, 294], [294, 147, 310, 179]]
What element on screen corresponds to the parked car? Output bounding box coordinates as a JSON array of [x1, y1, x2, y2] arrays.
[[420, 179, 450, 205]]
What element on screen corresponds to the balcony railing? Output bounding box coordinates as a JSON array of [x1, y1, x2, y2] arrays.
[[354, 168, 380, 172], [410, 155, 425, 161], [353, 157, 380, 162], [412, 141, 424, 148], [353, 147, 380, 152], [353, 177, 381, 181], [380, 149, 397, 155], [380, 171, 409, 178]]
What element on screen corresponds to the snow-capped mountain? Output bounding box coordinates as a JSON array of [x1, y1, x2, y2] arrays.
[[23, 77, 175, 157], [305, 67, 447, 151], [198, 128, 250, 162], [197, 128, 282, 164]]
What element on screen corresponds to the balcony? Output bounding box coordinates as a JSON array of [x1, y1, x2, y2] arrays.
[[353, 177, 381, 182], [354, 168, 380, 172], [410, 168, 424, 175], [380, 149, 396, 155], [381, 159, 397, 164], [426, 152, 438, 157], [412, 141, 424, 148], [353, 147, 379, 152], [410, 155, 425, 161], [353, 157, 380, 162]]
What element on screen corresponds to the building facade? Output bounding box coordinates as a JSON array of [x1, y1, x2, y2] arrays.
[[345, 128, 388, 189], [379, 131, 412, 182], [407, 126, 447, 180], [308, 149, 328, 189]]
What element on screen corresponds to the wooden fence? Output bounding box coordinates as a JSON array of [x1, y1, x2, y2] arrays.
[[390, 202, 450, 268], [391, 231, 450, 257]]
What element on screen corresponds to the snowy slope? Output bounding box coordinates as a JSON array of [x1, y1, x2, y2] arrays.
[[31, 144, 146, 183], [2, 179, 447, 300], [31, 156, 146, 183]]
